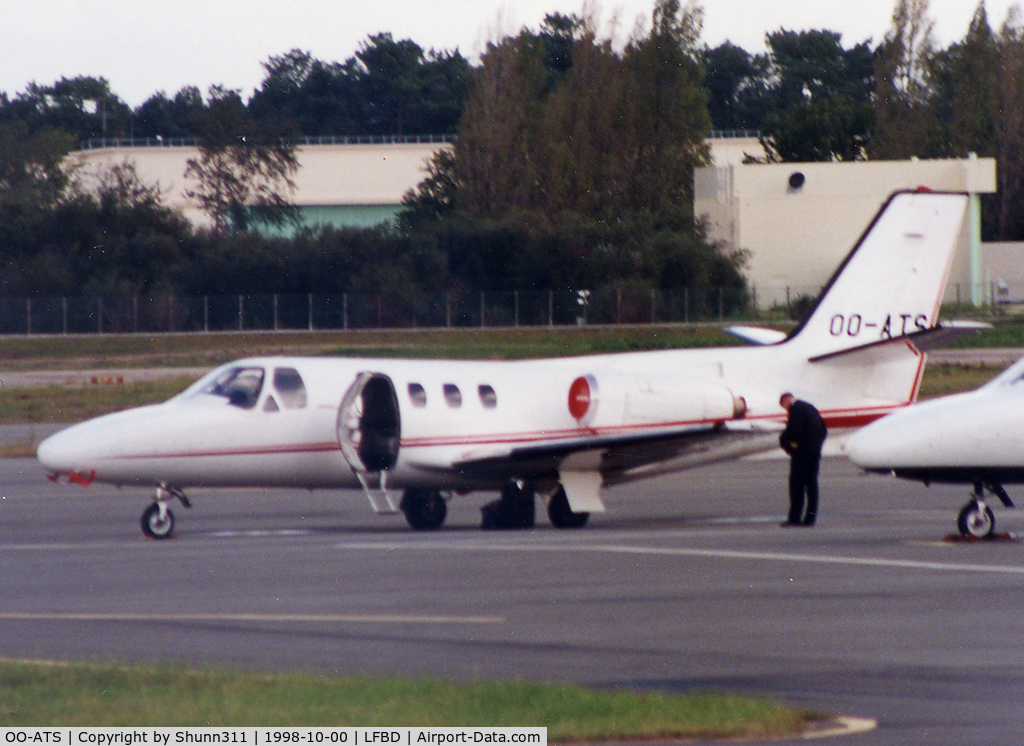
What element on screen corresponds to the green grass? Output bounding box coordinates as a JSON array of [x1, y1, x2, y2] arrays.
[[0, 325, 749, 370], [0, 377, 195, 425], [917, 362, 1002, 399], [0, 661, 811, 739]]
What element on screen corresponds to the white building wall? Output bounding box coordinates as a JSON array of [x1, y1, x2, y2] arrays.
[[694, 157, 998, 307]]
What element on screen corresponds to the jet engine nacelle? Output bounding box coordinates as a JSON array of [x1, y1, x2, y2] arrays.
[[568, 373, 746, 430]]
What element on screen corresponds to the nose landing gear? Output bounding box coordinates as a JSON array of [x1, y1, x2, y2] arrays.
[[141, 485, 192, 540], [956, 482, 1014, 540]]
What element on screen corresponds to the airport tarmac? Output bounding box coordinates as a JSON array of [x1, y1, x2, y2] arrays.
[[2, 456, 1024, 744]]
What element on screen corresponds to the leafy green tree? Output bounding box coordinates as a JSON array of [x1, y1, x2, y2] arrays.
[[0, 122, 75, 210], [620, 0, 711, 220], [249, 37, 469, 137], [991, 8, 1024, 238], [0, 76, 132, 142], [248, 50, 364, 136], [930, 3, 998, 157], [403, 0, 744, 299], [870, 0, 936, 159], [184, 87, 300, 233], [758, 30, 874, 161], [703, 42, 770, 131], [133, 87, 206, 139]]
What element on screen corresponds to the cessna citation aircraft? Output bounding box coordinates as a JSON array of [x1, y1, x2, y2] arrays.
[[38, 190, 973, 539], [847, 356, 1024, 539]]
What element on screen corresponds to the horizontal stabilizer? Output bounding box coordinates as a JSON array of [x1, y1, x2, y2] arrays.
[[809, 320, 991, 363], [903, 320, 991, 352], [724, 325, 789, 346]]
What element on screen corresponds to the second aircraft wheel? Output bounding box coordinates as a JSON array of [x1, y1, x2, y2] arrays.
[[957, 500, 995, 539]]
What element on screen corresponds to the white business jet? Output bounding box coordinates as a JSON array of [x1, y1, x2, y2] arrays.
[[38, 190, 974, 538], [847, 356, 1024, 539]]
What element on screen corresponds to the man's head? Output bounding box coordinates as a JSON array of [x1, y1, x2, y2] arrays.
[[779, 392, 795, 411]]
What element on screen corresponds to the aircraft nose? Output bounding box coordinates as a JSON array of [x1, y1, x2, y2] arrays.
[[37, 425, 86, 474], [845, 424, 892, 469]]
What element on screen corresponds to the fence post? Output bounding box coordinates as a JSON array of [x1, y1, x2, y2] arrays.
[[308, 293, 314, 331], [26, 298, 31, 335], [62, 297, 68, 335], [238, 295, 244, 331]]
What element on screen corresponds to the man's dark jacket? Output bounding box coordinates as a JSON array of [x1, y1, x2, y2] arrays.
[[780, 400, 827, 458]]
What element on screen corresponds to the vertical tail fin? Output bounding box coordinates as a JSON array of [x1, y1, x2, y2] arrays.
[[787, 190, 969, 357]]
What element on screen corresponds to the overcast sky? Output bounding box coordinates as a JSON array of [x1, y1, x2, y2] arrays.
[[2, 0, 1019, 106]]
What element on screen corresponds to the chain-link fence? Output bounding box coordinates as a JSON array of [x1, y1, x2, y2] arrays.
[[1, 283, 991, 335], [1, 287, 757, 334]]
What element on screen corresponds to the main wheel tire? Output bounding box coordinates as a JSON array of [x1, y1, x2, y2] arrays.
[[957, 501, 995, 539], [141, 503, 175, 539], [481, 482, 536, 530], [401, 488, 447, 531], [548, 487, 589, 529]]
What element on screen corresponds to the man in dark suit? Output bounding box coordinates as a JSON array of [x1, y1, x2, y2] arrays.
[[779, 392, 827, 527]]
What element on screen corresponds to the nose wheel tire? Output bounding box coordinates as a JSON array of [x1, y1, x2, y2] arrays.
[[957, 500, 995, 539], [141, 503, 175, 540]]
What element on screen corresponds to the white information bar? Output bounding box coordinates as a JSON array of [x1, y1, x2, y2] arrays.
[[0, 728, 547, 746]]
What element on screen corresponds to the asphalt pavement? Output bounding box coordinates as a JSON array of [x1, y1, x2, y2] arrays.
[[2, 456, 1024, 744]]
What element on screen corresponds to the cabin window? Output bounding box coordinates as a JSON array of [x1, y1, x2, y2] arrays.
[[478, 384, 497, 409], [273, 367, 307, 409], [202, 366, 265, 409], [443, 384, 462, 407], [408, 383, 427, 407]]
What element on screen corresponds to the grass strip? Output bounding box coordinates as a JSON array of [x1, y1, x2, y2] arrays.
[[0, 661, 812, 739]]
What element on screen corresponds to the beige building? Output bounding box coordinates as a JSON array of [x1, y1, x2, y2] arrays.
[[695, 148, 998, 307], [71, 137, 449, 230]]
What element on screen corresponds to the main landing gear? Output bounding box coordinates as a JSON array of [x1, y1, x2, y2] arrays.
[[956, 482, 1014, 539], [400, 487, 447, 531], [141, 484, 192, 540], [481, 482, 590, 530]]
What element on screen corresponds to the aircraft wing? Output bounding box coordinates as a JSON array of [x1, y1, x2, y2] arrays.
[[444, 422, 779, 488]]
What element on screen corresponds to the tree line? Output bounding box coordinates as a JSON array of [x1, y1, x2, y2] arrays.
[[0, 0, 1019, 314]]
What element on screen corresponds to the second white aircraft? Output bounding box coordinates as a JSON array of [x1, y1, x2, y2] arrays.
[[38, 190, 972, 538], [847, 355, 1024, 539]]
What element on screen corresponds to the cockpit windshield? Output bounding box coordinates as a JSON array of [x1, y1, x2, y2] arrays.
[[200, 366, 265, 409]]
